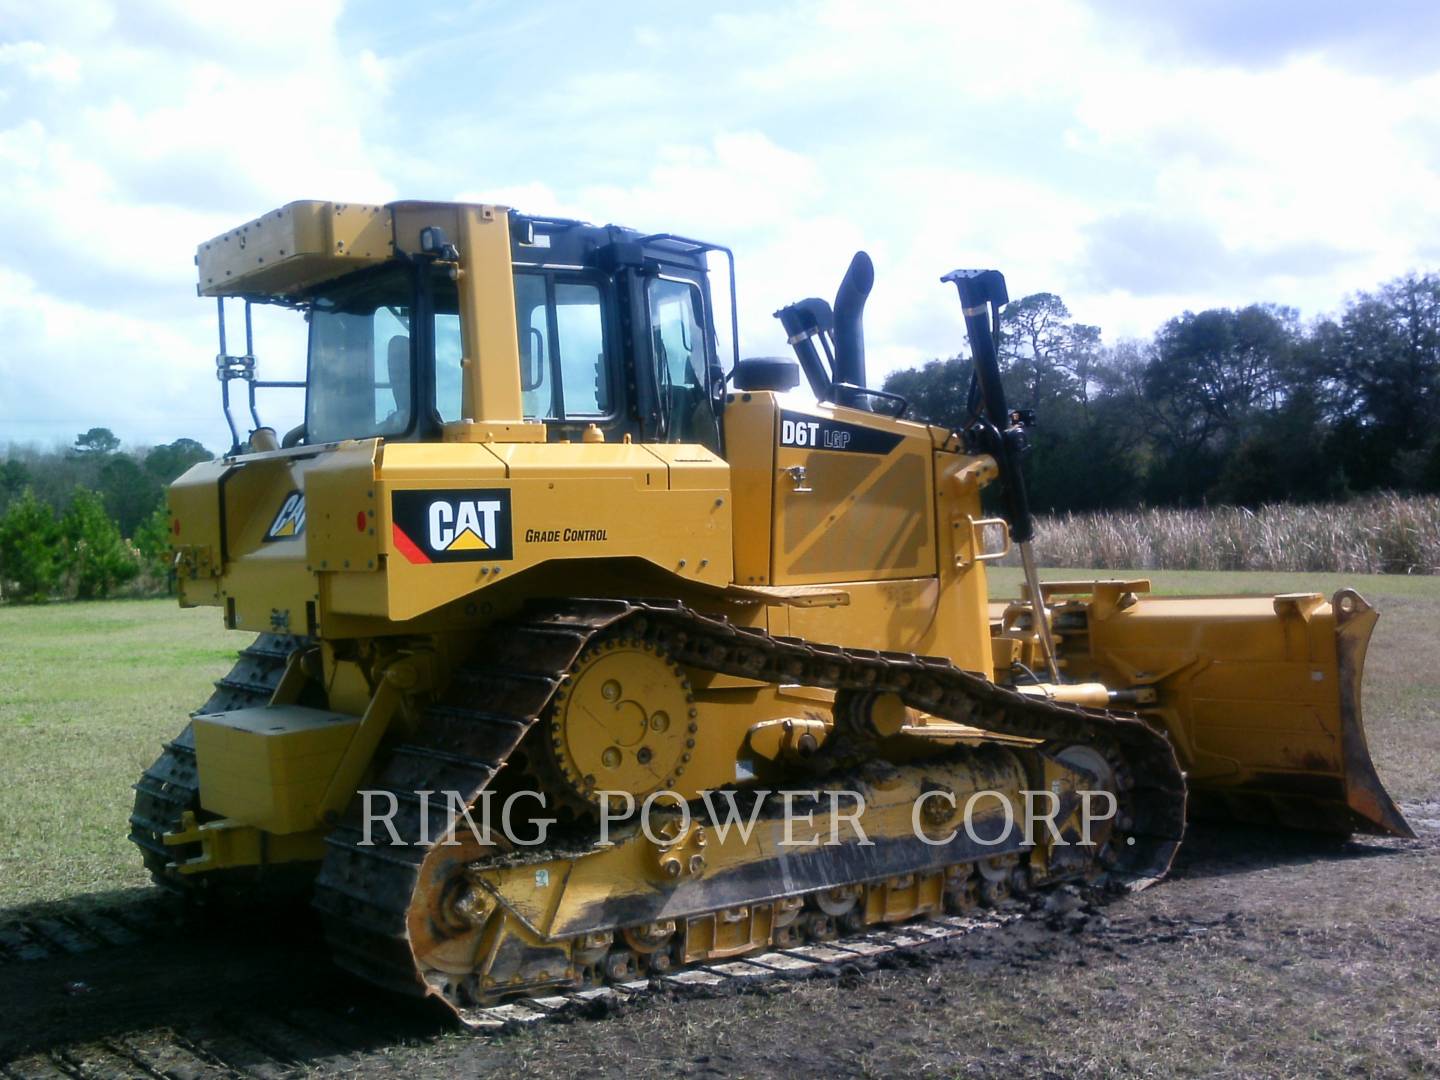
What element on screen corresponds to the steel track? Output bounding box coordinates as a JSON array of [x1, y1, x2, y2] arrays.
[[313, 597, 1187, 1013]]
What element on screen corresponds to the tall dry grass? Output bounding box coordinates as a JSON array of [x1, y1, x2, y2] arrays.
[[1020, 494, 1440, 575]]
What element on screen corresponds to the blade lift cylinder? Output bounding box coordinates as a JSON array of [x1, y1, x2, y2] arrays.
[[942, 268, 1060, 684]]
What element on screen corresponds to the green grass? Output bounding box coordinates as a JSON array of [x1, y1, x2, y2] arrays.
[[0, 599, 241, 909]]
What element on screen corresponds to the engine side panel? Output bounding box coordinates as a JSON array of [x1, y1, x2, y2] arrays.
[[172, 440, 734, 632]]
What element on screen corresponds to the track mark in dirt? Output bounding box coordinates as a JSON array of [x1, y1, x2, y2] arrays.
[[2, 1053, 74, 1079], [111, 1030, 238, 1080], [51, 1042, 164, 1079], [210, 1016, 318, 1073], [0, 896, 181, 969], [174, 1019, 296, 1080]]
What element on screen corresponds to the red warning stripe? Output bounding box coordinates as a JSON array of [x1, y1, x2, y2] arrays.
[[392, 523, 432, 565]]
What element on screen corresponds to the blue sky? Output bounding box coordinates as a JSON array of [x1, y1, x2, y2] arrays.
[[2, 0, 1438, 449]]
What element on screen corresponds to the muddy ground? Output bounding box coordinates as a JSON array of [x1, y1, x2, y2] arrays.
[[2, 806, 1436, 1080]]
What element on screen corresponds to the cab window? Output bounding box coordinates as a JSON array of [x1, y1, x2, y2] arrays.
[[433, 305, 463, 423], [513, 272, 610, 421], [306, 265, 421, 443], [648, 277, 715, 446]]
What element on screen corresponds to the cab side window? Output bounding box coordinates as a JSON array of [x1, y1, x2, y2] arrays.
[[514, 274, 554, 418], [647, 277, 716, 447], [513, 272, 610, 423], [433, 312, 464, 423], [555, 282, 608, 416]]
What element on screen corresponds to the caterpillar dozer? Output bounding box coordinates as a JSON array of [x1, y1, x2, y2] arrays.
[[132, 199, 1410, 1019]]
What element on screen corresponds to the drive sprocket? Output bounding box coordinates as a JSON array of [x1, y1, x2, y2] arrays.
[[538, 634, 700, 809]]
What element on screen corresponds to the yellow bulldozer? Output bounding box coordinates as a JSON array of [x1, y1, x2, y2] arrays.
[[131, 199, 1410, 1019]]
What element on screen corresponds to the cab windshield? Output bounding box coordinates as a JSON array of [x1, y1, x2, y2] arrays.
[[304, 264, 461, 443]]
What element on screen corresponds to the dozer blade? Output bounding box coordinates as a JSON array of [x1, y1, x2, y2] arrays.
[[1073, 586, 1412, 838]]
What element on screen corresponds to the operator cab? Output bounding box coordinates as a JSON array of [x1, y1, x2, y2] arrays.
[[206, 204, 730, 455], [508, 217, 726, 449], [202, 200, 905, 460]]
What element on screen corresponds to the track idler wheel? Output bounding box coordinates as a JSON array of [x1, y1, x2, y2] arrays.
[[944, 864, 980, 914], [643, 949, 675, 975], [800, 912, 838, 942], [603, 949, 638, 982], [622, 919, 677, 955], [772, 899, 804, 949], [979, 878, 1011, 906], [977, 854, 1019, 907], [812, 884, 860, 916], [813, 884, 864, 933], [806, 884, 861, 940]]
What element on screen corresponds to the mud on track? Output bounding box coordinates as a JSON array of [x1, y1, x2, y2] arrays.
[[2, 809, 1437, 1080]]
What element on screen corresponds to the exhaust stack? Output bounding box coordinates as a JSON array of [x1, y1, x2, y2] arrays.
[[777, 251, 906, 415], [831, 251, 874, 389]]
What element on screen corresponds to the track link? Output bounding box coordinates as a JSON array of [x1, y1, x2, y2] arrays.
[[314, 598, 1187, 1014]]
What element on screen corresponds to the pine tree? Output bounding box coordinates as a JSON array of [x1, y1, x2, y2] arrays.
[[0, 489, 63, 603], [133, 502, 176, 592], [60, 487, 139, 599]]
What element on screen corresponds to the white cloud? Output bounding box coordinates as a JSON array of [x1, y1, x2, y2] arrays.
[[0, 0, 394, 448], [0, 265, 216, 438], [2, 0, 1438, 448], [1064, 53, 1440, 330], [0, 41, 81, 84]]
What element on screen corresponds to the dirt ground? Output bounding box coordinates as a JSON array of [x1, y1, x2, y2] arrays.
[[2, 808, 1436, 1079]]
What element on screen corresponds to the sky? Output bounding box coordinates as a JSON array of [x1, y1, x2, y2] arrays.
[[1, 0, 1438, 450]]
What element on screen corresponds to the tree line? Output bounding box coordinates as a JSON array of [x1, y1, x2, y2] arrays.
[[3, 268, 1436, 600], [0, 430, 212, 602], [883, 270, 1440, 514]]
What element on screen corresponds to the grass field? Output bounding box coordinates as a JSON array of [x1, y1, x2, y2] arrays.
[[0, 600, 236, 909], [2, 569, 1436, 911]]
